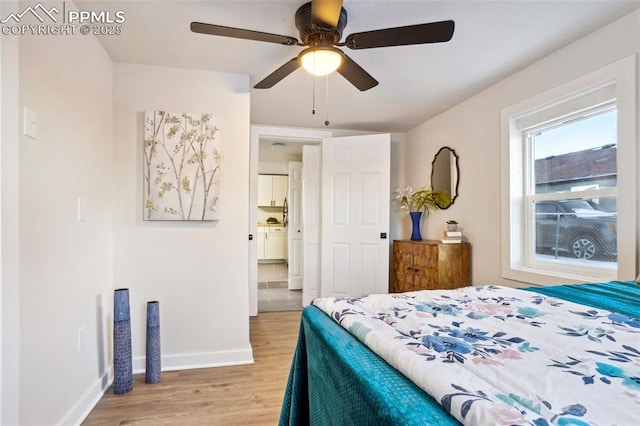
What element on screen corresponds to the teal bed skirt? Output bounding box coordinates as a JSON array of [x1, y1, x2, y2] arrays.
[[279, 280, 640, 425]]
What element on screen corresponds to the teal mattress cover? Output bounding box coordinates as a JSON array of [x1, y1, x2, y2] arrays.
[[279, 281, 640, 425]]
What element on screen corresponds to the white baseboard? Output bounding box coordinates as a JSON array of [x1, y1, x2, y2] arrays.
[[132, 348, 254, 373], [58, 368, 112, 426], [65, 348, 254, 425]]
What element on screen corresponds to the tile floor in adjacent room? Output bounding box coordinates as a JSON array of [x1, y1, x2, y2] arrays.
[[258, 262, 302, 312]]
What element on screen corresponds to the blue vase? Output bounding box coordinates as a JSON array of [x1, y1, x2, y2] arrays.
[[113, 288, 133, 394], [410, 211, 422, 241], [145, 301, 161, 384]]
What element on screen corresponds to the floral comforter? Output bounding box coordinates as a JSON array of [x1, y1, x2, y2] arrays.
[[312, 285, 640, 425]]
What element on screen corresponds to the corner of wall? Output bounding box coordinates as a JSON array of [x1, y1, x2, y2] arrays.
[[1, 1, 21, 422]]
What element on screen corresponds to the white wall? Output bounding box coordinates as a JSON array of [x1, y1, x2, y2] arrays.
[[113, 64, 252, 372], [17, 24, 115, 425], [258, 157, 301, 174], [1, 2, 20, 423], [404, 10, 640, 286], [7, 52, 252, 423]]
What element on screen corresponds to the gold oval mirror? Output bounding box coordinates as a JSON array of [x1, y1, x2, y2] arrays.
[[430, 147, 459, 209]]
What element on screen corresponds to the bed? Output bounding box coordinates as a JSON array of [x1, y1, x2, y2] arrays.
[[279, 280, 640, 425]]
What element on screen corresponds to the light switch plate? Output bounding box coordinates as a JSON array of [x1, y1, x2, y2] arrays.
[[23, 107, 37, 139]]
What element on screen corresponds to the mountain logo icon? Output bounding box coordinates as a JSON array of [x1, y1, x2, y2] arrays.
[[1, 2, 60, 24]]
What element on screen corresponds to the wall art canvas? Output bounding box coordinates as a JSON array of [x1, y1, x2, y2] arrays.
[[143, 111, 220, 221]]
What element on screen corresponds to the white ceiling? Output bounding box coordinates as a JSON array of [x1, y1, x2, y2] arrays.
[[80, 0, 640, 132]]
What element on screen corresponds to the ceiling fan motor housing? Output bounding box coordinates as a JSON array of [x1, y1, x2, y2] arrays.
[[295, 2, 348, 47]]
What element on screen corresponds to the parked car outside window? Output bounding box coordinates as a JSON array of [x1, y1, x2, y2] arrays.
[[535, 200, 617, 260]]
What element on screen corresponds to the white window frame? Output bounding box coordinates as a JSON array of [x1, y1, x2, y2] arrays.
[[500, 55, 637, 285], [524, 104, 618, 276]]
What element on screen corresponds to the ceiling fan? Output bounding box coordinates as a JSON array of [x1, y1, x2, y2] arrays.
[[191, 0, 454, 92]]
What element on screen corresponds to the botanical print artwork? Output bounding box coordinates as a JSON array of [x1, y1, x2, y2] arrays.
[[143, 111, 220, 221]]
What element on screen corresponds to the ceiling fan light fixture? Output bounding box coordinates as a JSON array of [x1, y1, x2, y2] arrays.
[[299, 46, 343, 76]]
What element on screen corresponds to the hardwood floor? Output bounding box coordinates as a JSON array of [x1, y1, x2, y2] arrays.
[[82, 311, 302, 425]]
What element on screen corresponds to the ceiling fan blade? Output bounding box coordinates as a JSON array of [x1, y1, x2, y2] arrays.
[[311, 0, 343, 28], [254, 58, 300, 89], [345, 20, 455, 50], [337, 55, 378, 92], [190, 22, 298, 46]]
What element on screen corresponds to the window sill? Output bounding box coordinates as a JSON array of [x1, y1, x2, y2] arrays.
[[503, 264, 617, 286]]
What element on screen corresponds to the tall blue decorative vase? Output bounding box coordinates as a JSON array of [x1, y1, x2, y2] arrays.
[[145, 301, 161, 384], [410, 211, 423, 241], [113, 288, 133, 394]]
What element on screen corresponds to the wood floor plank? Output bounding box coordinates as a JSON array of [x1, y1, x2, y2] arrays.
[[82, 311, 301, 425]]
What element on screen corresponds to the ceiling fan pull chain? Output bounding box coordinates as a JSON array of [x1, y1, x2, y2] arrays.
[[312, 74, 316, 115], [324, 75, 330, 126]]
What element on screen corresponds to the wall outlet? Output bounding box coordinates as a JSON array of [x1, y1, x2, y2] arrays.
[[23, 107, 37, 139], [77, 326, 87, 353]]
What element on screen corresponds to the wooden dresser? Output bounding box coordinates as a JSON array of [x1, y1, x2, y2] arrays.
[[392, 240, 471, 292]]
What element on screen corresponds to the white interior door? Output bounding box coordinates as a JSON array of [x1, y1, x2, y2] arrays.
[[321, 134, 391, 298], [288, 162, 303, 290], [302, 146, 321, 306]]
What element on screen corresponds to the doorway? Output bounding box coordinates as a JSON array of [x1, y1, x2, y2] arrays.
[[249, 127, 397, 316], [256, 140, 302, 312], [248, 125, 332, 316], [256, 159, 304, 311]]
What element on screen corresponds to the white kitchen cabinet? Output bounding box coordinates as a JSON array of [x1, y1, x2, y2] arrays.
[[272, 175, 288, 207], [257, 227, 267, 260], [258, 174, 288, 207], [257, 225, 286, 260], [265, 226, 286, 260], [257, 176, 273, 207]]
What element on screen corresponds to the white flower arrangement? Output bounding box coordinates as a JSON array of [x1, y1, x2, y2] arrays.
[[394, 186, 451, 215]]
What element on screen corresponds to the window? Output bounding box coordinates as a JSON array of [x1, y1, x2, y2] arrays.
[[527, 106, 617, 270], [501, 56, 636, 284]]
